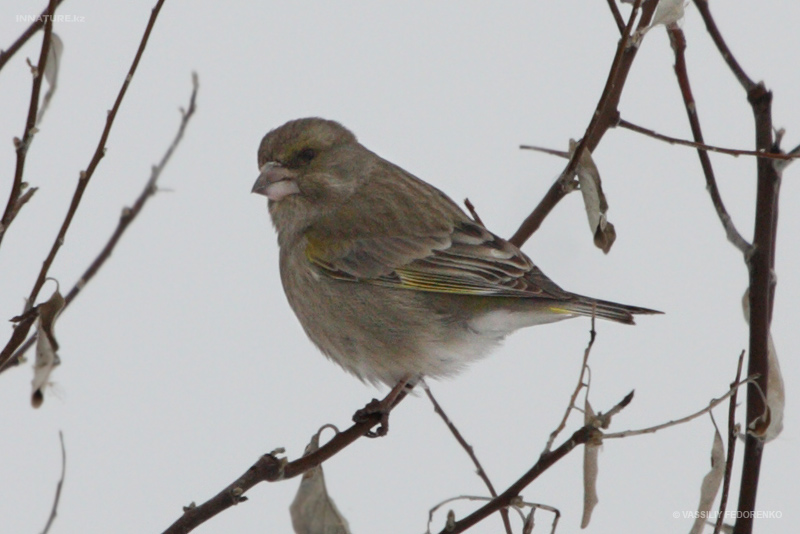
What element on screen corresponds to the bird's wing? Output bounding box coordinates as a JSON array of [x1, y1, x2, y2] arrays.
[[305, 219, 570, 299]]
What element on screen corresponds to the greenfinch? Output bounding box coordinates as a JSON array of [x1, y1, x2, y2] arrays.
[[253, 118, 658, 387]]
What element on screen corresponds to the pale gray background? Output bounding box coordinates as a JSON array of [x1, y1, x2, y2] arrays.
[[1, 2, 798, 533]]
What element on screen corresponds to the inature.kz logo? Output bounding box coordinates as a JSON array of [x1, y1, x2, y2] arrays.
[[16, 14, 86, 23]]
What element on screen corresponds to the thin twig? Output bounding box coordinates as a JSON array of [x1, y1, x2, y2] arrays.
[[714, 351, 745, 534], [517, 500, 560, 534], [617, 118, 796, 161], [0, 0, 58, 249], [0, 0, 66, 72], [605, 0, 626, 34], [162, 389, 409, 534], [518, 145, 569, 158], [774, 142, 800, 173], [0, 72, 199, 373], [543, 318, 595, 453], [603, 377, 753, 439], [463, 198, 485, 227], [692, 0, 756, 92], [40, 431, 66, 534], [667, 26, 751, 256], [423, 384, 513, 534], [0, 0, 168, 371]]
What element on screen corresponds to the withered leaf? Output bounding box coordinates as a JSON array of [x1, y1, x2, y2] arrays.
[[290, 426, 351, 534], [571, 140, 616, 254], [32, 285, 65, 408]]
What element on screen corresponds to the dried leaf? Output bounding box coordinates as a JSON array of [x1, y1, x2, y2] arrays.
[[290, 427, 351, 534], [689, 425, 725, 534], [651, 0, 686, 29], [570, 140, 616, 254], [741, 289, 785, 441], [37, 32, 63, 125], [581, 400, 600, 528], [32, 285, 65, 408], [593, 220, 616, 255]]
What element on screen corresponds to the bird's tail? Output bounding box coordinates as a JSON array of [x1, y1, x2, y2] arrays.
[[553, 296, 662, 325]]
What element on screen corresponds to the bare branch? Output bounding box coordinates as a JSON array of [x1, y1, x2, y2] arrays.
[[518, 144, 569, 159], [678, 5, 785, 531], [603, 377, 753, 439], [544, 319, 595, 452], [427, 496, 560, 534], [692, 0, 756, 92], [0, 72, 199, 374], [736, 82, 780, 534], [509, 0, 658, 247], [605, 0, 626, 34], [0, 0, 58, 250], [714, 351, 745, 534], [437, 392, 630, 534], [0, 0, 168, 371], [617, 118, 796, 161], [40, 431, 66, 534], [665, 25, 782, 528], [774, 141, 800, 173], [667, 26, 751, 256], [162, 389, 408, 534]]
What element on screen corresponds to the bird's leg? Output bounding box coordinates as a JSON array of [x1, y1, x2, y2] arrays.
[[354, 376, 416, 437]]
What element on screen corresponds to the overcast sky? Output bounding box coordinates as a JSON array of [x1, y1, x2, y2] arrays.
[[1, 2, 798, 533]]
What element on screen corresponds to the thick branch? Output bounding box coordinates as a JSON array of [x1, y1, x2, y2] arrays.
[[684, 4, 781, 533], [735, 83, 779, 534]]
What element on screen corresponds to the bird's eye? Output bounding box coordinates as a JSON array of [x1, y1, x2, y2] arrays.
[[295, 147, 317, 164]]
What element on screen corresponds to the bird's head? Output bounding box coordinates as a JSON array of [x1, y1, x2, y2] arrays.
[[253, 118, 362, 241]]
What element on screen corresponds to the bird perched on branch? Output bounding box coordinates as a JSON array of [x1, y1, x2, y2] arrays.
[[252, 118, 658, 393]]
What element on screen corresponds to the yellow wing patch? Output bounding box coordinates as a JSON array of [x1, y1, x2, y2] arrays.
[[393, 269, 501, 295], [547, 306, 574, 315]]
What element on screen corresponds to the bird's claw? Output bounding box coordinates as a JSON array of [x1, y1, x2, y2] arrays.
[[354, 397, 390, 437]]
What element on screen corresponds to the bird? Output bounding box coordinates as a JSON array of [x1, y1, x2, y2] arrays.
[[252, 118, 658, 397]]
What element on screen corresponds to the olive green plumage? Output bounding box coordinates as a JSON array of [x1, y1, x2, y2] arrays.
[[253, 118, 658, 386]]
